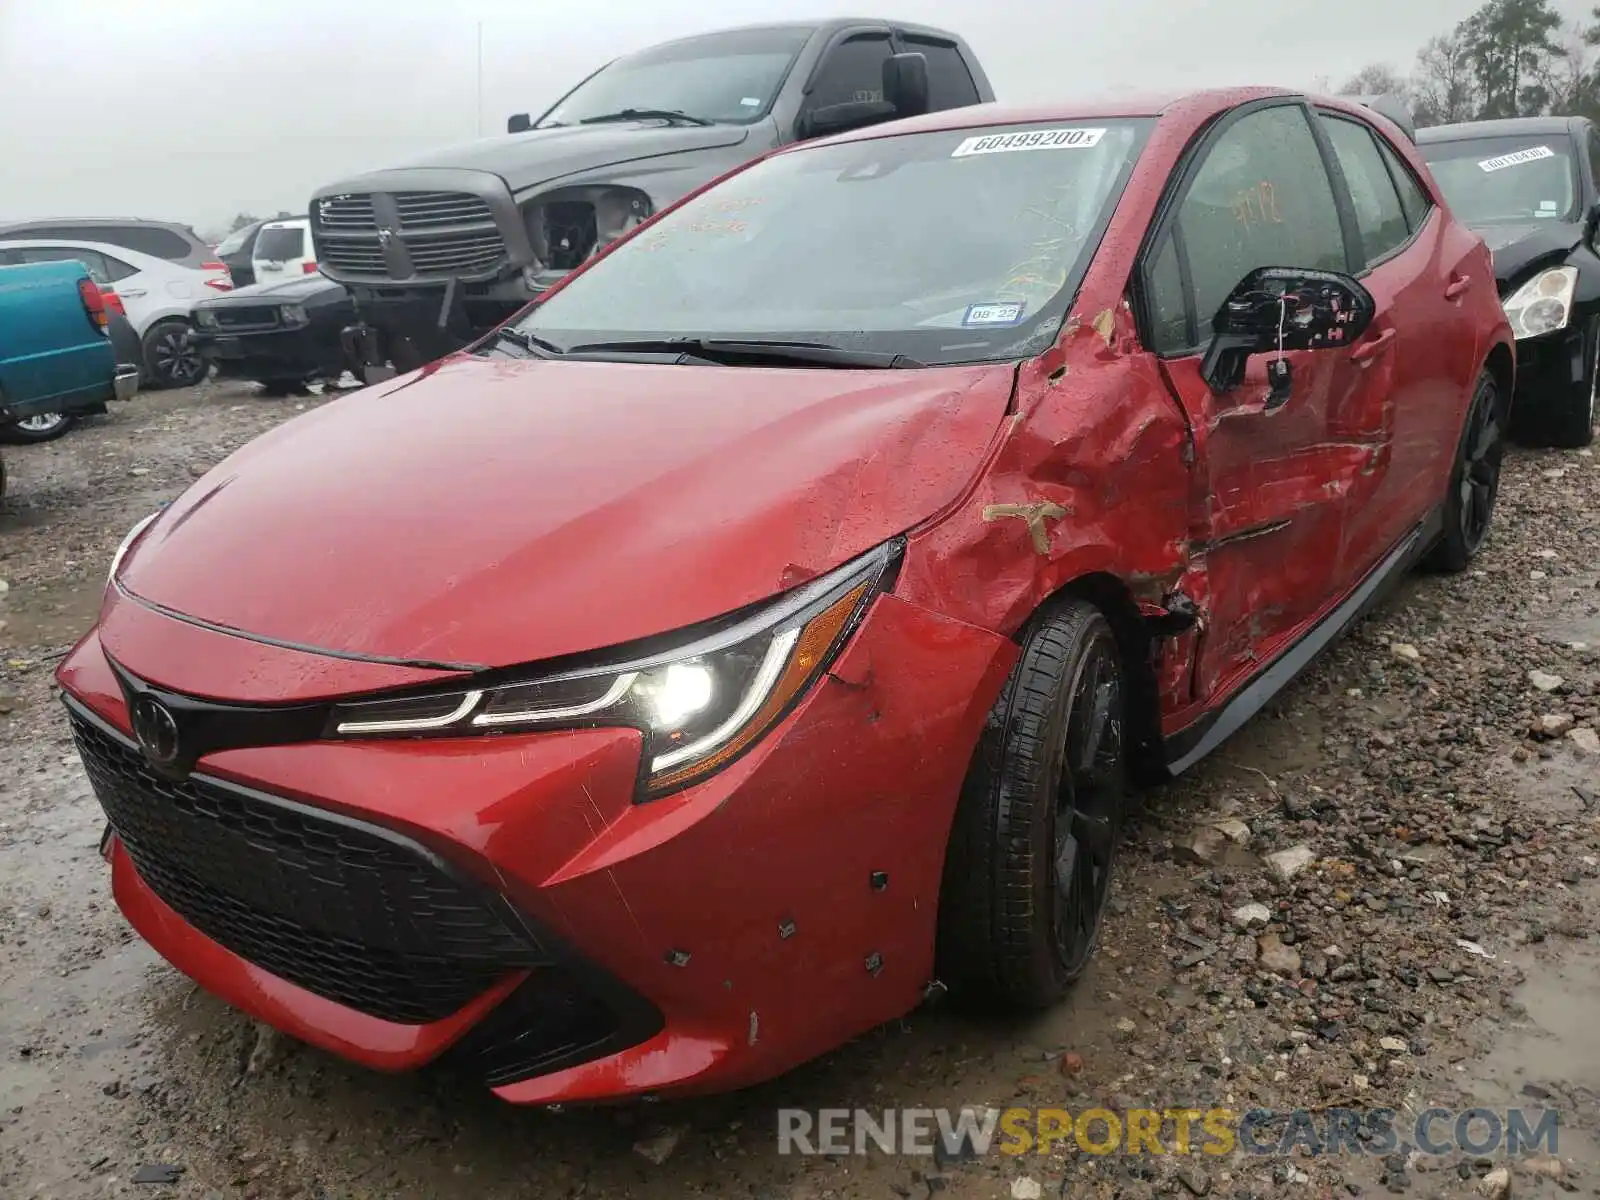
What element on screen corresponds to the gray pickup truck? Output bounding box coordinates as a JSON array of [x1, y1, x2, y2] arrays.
[[310, 19, 994, 380]]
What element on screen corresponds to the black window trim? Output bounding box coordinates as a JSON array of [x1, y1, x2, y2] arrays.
[[797, 24, 894, 109], [1131, 96, 1362, 360], [893, 30, 980, 106], [1316, 109, 1434, 272]]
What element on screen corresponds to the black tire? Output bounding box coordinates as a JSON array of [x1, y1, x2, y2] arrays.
[[0, 411, 77, 444], [141, 320, 207, 390], [1545, 316, 1599, 448], [256, 378, 307, 397], [1425, 368, 1505, 573], [936, 599, 1129, 1010]]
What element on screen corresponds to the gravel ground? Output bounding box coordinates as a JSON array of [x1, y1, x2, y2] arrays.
[[0, 380, 1597, 1200]]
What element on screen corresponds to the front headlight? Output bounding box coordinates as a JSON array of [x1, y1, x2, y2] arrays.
[[280, 304, 309, 327], [108, 512, 159, 583], [328, 539, 901, 797], [1504, 266, 1578, 339]]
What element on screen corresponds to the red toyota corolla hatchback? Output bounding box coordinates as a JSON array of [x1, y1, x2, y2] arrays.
[[60, 87, 1512, 1104]]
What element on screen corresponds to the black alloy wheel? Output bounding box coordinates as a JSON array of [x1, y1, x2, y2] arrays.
[[937, 599, 1129, 1009], [1427, 368, 1504, 572], [142, 321, 207, 389]]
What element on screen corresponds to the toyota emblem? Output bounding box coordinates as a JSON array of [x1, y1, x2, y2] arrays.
[[131, 696, 181, 767]]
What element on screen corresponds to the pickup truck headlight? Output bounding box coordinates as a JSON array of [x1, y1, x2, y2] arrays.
[[1504, 266, 1578, 339], [328, 540, 901, 797]]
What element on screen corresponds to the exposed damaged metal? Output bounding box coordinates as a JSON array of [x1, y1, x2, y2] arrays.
[[869, 871, 889, 892]]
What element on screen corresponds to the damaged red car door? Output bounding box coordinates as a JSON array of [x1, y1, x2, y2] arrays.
[[1143, 101, 1365, 706]]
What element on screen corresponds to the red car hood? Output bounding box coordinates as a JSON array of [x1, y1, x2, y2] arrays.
[[118, 354, 1011, 671]]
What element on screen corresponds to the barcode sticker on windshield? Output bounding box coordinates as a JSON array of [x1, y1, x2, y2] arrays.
[[1478, 145, 1554, 172], [952, 128, 1106, 157], [964, 302, 1025, 326]]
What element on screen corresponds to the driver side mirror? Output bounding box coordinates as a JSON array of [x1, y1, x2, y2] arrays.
[[1200, 266, 1376, 394], [507, 113, 532, 134], [797, 51, 931, 141]]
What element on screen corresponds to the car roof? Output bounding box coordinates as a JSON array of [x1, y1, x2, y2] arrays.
[[642, 16, 965, 47], [818, 87, 1305, 146], [1416, 115, 1584, 143], [261, 217, 310, 228], [0, 216, 199, 235], [0, 237, 166, 263]]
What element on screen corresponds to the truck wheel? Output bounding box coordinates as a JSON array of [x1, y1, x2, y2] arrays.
[[142, 320, 207, 390], [1, 412, 77, 444], [936, 598, 1129, 1010]]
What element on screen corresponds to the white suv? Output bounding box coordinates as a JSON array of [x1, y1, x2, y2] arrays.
[[251, 218, 316, 286]]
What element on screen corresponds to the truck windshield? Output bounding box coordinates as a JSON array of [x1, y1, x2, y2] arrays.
[[515, 119, 1154, 366], [1418, 135, 1579, 224], [536, 27, 813, 128]]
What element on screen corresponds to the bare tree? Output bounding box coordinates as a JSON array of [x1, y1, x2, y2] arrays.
[[1338, 64, 1411, 97], [1542, 21, 1597, 116], [1412, 31, 1478, 125]]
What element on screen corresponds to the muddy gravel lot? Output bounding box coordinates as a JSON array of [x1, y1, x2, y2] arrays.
[[0, 380, 1597, 1200]]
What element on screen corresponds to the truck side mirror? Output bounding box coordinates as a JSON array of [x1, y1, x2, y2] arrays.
[[883, 52, 929, 118], [507, 113, 532, 134]]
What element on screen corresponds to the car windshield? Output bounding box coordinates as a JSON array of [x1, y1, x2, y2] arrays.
[[1419, 134, 1579, 224], [255, 226, 304, 260], [516, 119, 1154, 366], [535, 27, 812, 127]]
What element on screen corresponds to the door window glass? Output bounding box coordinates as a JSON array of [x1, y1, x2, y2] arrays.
[[1373, 135, 1432, 233], [806, 34, 892, 110], [904, 38, 980, 109], [1322, 116, 1410, 264], [1174, 105, 1347, 332]]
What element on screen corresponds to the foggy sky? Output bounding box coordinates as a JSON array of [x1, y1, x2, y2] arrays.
[[1, 0, 1590, 236]]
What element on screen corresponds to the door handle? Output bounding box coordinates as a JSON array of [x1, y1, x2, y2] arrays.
[[1444, 274, 1472, 300], [1350, 327, 1396, 363]]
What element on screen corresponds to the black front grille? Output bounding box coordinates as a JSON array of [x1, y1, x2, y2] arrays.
[[213, 306, 279, 330], [70, 708, 541, 1024]]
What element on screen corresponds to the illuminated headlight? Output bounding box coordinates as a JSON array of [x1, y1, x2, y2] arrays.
[[1504, 266, 1578, 339], [195, 308, 218, 328], [108, 512, 159, 583], [280, 304, 309, 327], [328, 540, 901, 797]]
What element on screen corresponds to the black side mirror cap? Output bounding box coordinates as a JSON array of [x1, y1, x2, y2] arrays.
[[507, 113, 532, 134], [883, 51, 929, 119], [1200, 266, 1376, 393]]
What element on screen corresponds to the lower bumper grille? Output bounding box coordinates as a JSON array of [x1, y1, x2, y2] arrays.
[[69, 708, 541, 1024]]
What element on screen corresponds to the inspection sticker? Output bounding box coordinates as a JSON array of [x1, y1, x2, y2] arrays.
[[963, 301, 1026, 326], [951, 127, 1106, 157], [1478, 145, 1554, 172]]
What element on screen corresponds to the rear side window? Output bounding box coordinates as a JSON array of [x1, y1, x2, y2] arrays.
[[12, 246, 111, 283], [1148, 103, 1347, 354], [904, 38, 980, 109], [255, 226, 305, 260], [1372, 136, 1433, 233], [1321, 116, 1411, 265]]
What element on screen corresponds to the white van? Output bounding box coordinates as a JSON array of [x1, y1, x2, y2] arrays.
[[251, 217, 316, 286]]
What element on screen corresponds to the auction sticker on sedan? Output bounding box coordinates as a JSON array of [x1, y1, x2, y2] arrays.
[[1478, 145, 1555, 172], [951, 127, 1106, 156]]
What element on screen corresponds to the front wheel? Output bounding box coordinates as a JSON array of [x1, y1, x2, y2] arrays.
[[141, 321, 207, 390], [936, 599, 1129, 1010], [0, 411, 77, 443], [1426, 367, 1505, 573]]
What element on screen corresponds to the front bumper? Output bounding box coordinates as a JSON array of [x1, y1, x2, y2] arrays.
[[57, 590, 1012, 1103], [192, 324, 350, 383], [1511, 322, 1586, 402]]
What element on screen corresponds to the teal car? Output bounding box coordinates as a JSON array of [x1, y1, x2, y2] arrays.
[[0, 260, 138, 494]]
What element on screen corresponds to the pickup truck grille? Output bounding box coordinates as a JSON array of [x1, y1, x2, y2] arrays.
[[313, 190, 509, 281]]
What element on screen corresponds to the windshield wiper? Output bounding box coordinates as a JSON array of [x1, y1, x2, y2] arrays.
[[563, 337, 924, 369], [480, 326, 564, 358], [578, 108, 713, 127]]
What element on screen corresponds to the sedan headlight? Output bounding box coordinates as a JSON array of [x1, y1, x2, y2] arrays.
[[1504, 266, 1578, 339], [327, 540, 901, 797], [108, 512, 159, 583], [280, 304, 309, 327]]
